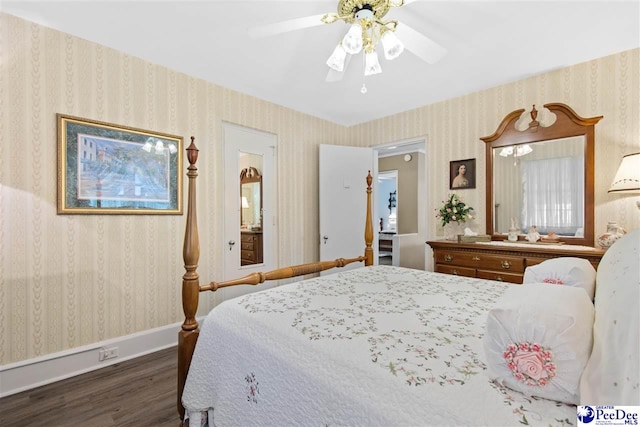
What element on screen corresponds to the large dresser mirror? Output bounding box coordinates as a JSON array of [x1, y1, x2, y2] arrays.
[[480, 103, 602, 246]]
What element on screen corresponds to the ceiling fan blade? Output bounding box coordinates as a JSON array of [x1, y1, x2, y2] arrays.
[[248, 14, 329, 39], [395, 22, 447, 64], [326, 54, 352, 82]]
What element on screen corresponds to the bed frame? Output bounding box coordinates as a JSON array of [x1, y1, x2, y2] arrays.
[[177, 138, 375, 421]]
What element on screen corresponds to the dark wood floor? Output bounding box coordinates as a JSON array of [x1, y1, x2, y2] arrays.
[[0, 346, 181, 427]]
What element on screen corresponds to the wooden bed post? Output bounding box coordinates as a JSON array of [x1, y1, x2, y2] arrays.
[[364, 171, 374, 266], [178, 137, 200, 422], [176, 156, 374, 423]]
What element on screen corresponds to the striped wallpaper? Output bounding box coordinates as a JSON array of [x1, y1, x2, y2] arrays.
[[0, 13, 638, 365]]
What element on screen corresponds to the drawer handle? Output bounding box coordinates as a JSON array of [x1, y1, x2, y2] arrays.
[[472, 256, 480, 261], [444, 254, 453, 262], [452, 269, 458, 275], [495, 275, 504, 282], [501, 260, 512, 269]]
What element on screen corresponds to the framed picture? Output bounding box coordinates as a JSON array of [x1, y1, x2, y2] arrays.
[[57, 114, 183, 214], [449, 158, 476, 190]]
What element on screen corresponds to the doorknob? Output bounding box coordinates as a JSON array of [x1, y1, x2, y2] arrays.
[[228, 240, 235, 251], [323, 235, 328, 244]]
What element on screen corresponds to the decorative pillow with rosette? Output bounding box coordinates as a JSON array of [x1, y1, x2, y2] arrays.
[[483, 283, 595, 404], [522, 257, 597, 300]]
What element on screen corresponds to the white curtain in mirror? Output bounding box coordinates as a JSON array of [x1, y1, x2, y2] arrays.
[[521, 156, 584, 236]]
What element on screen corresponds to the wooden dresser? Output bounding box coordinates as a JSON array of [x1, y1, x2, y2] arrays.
[[241, 231, 263, 266], [426, 240, 605, 284]]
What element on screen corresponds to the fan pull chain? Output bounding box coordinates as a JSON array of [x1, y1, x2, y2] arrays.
[[361, 54, 368, 94]]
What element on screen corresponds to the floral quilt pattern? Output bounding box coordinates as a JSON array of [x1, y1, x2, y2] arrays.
[[218, 266, 576, 426]]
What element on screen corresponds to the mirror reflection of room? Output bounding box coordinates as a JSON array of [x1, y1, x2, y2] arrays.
[[240, 153, 263, 266], [493, 135, 585, 237]]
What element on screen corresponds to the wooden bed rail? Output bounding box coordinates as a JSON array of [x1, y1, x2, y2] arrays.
[[200, 256, 366, 291], [178, 138, 374, 422]]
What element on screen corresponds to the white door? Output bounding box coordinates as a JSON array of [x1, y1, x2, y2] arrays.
[[319, 144, 375, 275], [223, 123, 277, 292]]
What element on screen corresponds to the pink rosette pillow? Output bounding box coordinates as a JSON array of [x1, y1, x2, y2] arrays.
[[522, 257, 596, 300], [484, 283, 594, 404]]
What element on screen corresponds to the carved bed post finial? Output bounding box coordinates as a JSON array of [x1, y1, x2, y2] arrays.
[[178, 136, 201, 420], [364, 171, 374, 266]]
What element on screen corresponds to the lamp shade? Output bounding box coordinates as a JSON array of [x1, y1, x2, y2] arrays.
[[381, 31, 404, 60], [608, 152, 640, 193], [241, 197, 250, 208], [326, 44, 347, 72], [364, 51, 382, 76], [342, 23, 363, 54]]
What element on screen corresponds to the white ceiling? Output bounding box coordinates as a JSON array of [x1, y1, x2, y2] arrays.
[[2, 1, 639, 126]]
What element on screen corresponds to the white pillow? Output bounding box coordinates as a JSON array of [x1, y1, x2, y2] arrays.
[[484, 283, 595, 404], [522, 257, 596, 300], [579, 228, 640, 405]]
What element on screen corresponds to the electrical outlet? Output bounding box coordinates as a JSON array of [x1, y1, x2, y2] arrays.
[[99, 346, 119, 361]]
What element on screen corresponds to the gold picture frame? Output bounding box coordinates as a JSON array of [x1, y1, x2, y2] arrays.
[[57, 114, 183, 214]]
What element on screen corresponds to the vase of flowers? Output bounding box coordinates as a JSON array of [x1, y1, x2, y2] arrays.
[[436, 194, 474, 241]]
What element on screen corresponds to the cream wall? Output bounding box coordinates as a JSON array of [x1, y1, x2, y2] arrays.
[[1, 13, 638, 366], [350, 49, 640, 241], [379, 154, 419, 234], [0, 14, 354, 365]]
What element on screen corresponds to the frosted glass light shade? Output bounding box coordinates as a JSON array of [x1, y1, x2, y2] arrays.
[[364, 51, 382, 76], [516, 144, 532, 156], [499, 146, 513, 157], [154, 140, 164, 154], [381, 31, 404, 60], [326, 44, 347, 71], [142, 137, 154, 152], [608, 152, 640, 193], [342, 23, 363, 54], [499, 144, 532, 157]]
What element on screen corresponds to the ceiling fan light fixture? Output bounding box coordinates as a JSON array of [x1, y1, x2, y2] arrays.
[[326, 43, 347, 71], [364, 51, 382, 76], [354, 6, 374, 21], [381, 30, 404, 60], [321, 13, 340, 24], [342, 23, 363, 54], [516, 144, 533, 156]]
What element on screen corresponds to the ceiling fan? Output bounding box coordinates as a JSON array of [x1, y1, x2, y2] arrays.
[[248, 0, 447, 92]]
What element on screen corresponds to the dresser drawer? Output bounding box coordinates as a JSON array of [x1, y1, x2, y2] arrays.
[[477, 269, 523, 284], [241, 241, 254, 251], [435, 252, 525, 273], [241, 234, 254, 243], [241, 250, 256, 262], [477, 254, 525, 273], [436, 264, 476, 278], [524, 257, 546, 267]]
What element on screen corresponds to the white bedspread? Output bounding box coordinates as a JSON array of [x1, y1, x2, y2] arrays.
[[182, 266, 576, 426]]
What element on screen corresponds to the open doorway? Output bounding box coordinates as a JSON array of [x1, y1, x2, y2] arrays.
[[378, 170, 397, 265], [374, 139, 427, 270]]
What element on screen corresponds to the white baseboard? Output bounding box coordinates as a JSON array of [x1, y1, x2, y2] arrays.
[[0, 317, 205, 398]]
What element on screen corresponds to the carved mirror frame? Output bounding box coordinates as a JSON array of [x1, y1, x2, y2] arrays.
[[480, 102, 602, 246], [240, 166, 263, 228]]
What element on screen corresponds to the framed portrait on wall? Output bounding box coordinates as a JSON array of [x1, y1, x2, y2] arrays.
[[449, 158, 476, 190], [57, 114, 183, 214]]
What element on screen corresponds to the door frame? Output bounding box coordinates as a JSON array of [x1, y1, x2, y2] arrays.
[[222, 121, 278, 285], [372, 136, 429, 269]]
